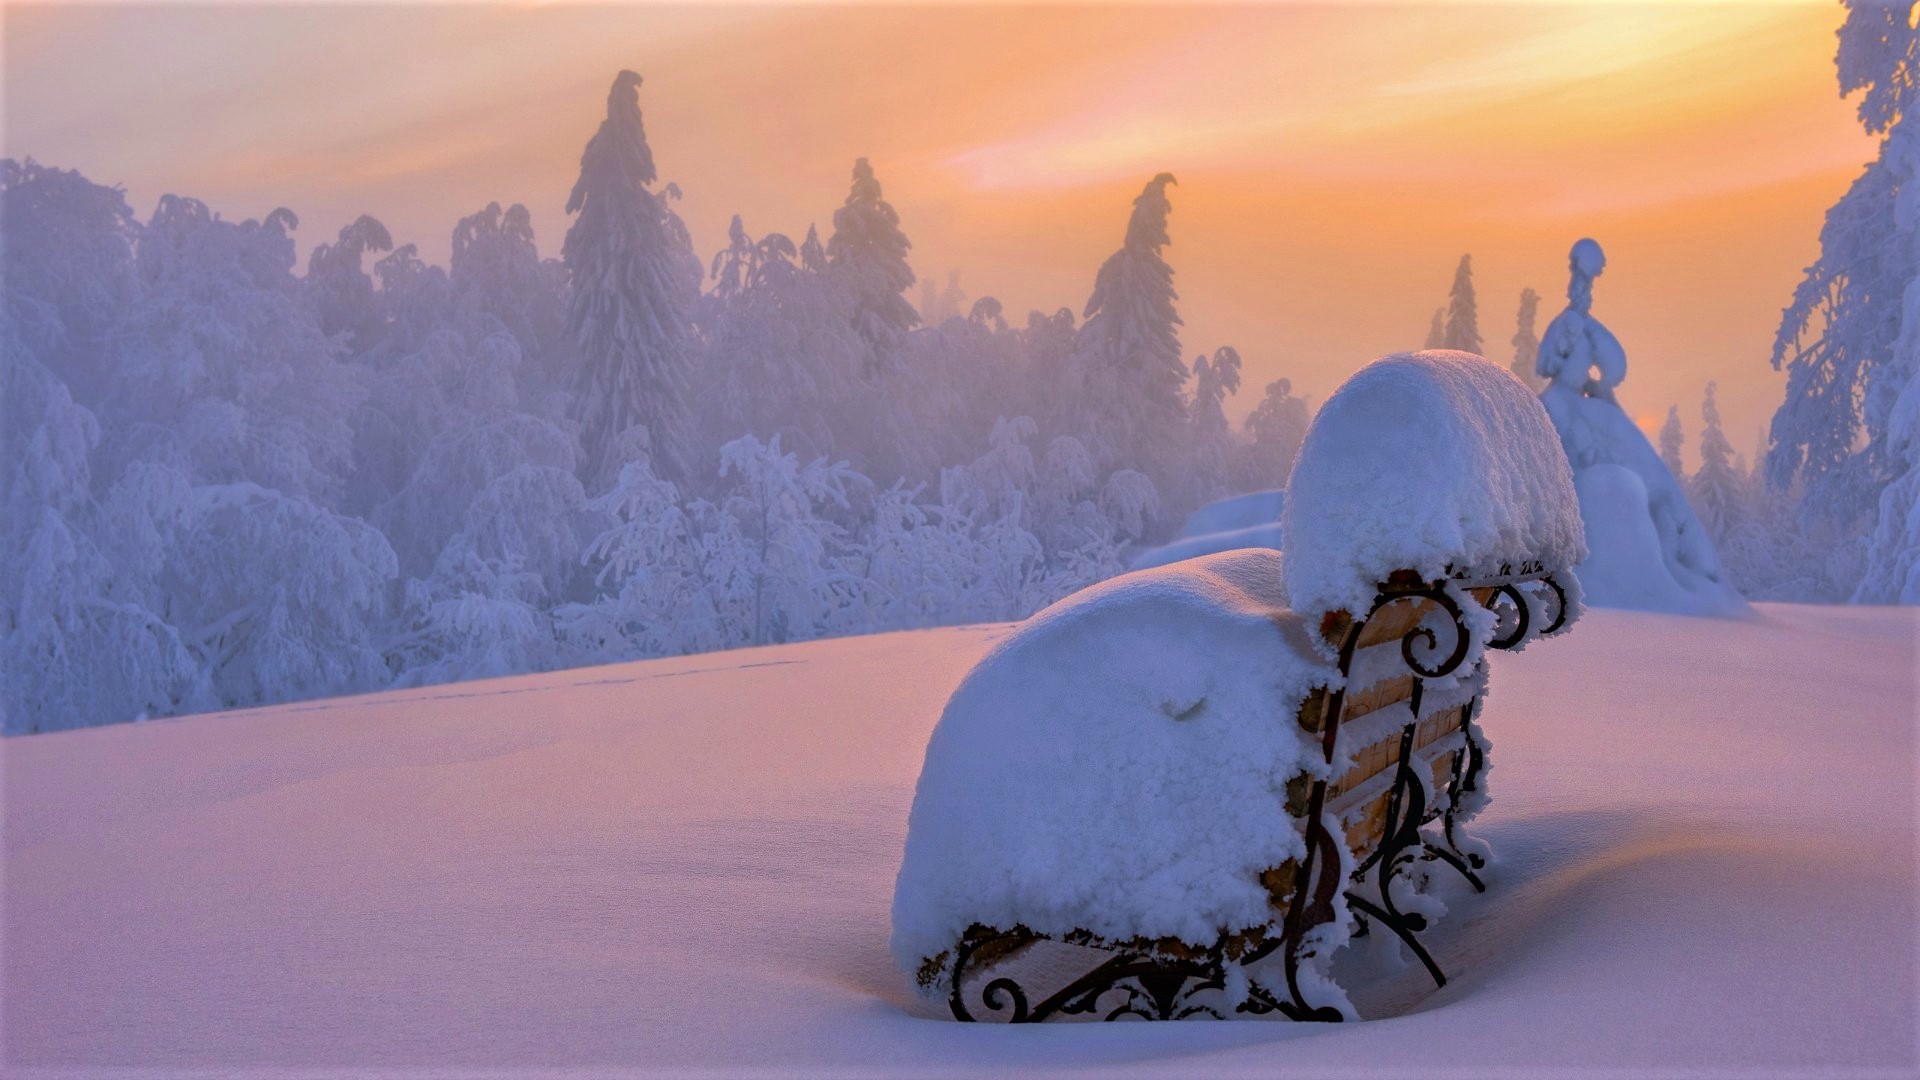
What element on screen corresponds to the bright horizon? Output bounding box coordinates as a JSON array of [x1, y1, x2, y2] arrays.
[[3, 1, 1874, 459]]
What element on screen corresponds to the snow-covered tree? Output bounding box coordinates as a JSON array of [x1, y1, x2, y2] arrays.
[[1659, 404, 1686, 478], [565, 453, 718, 659], [1441, 254, 1482, 354], [1511, 287, 1544, 391], [307, 214, 393, 353], [1242, 377, 1309, 487], [693, 215, 862, 470], [121, 194, 359, 502], [1066, 173, 1187, 474], [1769, 2, 1920, 533], [827, 158, 918, 371], [562, 70, 700, 484], [1187, 346, 1242, 505], [450, 201, 569, 397], [1692, 383, 1746, 540], [800, 224, 827, 273], [703, 434, 868, 645], [1423, 308, 1445, 350], [918, 269, 966, 326], [1844, 5, 1920, 602]]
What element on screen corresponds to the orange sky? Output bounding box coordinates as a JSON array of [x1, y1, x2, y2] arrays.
[[3, 2, 1878, 465]]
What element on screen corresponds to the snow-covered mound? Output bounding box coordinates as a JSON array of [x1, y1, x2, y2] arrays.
[[890, 549, 1329, 973], [1176, 489, 1286, 540], [1537, 239, 1746, 617], [1128, 520, 1284, 572], [1282, 350, 1584, 620], [1127, 490, 1286, 571], [3, 607, 1912, 1072]]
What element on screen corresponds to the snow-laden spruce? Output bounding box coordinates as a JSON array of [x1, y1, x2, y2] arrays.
[[890, 548, 1332, 974], [1281, 350, 1585, 621]]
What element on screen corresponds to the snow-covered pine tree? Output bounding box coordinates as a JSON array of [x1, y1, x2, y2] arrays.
[[562, 70, 700, 486], [800, 224, 827, 273], [1187, 346, 1242, 505], [1512, 287, 1544, 390], [1659, 404, 1686, 479], [826, 158, 918, 372], [1769, 2, 1920, 541], [1693, 382, 1746, 540], [1849, 4, 1920, 602], [1424, 308, 1446, 350], [1067, 173, 1187, 476], [1442, 254, 1483, 354]]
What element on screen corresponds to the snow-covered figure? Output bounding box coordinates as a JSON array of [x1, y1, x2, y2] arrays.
[[1537, 239, 1746, 616], [895, 352, 1583, 1023]]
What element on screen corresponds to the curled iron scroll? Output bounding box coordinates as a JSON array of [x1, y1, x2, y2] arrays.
[[1370, 587, 1473, 679]]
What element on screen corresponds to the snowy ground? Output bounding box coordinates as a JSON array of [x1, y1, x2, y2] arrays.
[[4, 605, 1915, 1076]]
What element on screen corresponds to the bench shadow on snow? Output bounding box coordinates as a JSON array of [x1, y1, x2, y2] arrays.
[[1343, 806, 1724, 1020]]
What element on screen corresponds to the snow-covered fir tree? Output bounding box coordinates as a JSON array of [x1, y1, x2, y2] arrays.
[[1659, 404, 1686, 478], [562, 70, 700, 484], [1423, 308, 1445, 350], [1187, 346, 1242, 504], [827, 158, 918, 372], [1511, 287, 1544, 391], [1066, 173, 1187, 477], [1441, 254, 1482, 354], [1692, 382, 1746, 540]]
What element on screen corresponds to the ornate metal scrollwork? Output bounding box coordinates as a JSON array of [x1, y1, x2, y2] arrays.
[[1344, 724, 1448, 988], [1374, 587, 1474, 679], [945, 932, 1330, 1023], [1482, 572, 1569, 651], [939, 567, 1567, 1023]]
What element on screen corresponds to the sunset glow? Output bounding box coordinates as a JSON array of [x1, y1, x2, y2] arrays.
[[4, 1, 1872, 453]]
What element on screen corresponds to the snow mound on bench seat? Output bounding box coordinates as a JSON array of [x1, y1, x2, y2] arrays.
[[1282, 351, 1585, 624], [889, 548, 1335, 981]]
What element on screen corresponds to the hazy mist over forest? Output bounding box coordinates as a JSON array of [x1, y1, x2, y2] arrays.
[[5, 2, 1872, 445]]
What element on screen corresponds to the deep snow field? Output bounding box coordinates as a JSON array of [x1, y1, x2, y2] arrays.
[[4, 604, 1915, 1076]]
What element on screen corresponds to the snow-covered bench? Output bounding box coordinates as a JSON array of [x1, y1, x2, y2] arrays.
[[891, 351, 1585, 1023]]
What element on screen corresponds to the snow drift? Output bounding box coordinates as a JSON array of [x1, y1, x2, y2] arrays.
[[1127, 490, 1285, 571], [2, 606, 1912, 1074]]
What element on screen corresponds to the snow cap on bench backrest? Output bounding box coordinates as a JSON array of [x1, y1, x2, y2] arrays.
[[1281, 350, 1584, 624]]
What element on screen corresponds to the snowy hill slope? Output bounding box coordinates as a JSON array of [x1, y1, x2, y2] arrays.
[[4, 607, 1914, 1074]]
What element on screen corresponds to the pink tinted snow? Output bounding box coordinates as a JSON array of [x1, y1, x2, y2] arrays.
[[3, 606, 1914, 1074]]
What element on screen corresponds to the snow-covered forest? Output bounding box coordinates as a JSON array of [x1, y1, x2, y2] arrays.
[[8, 0, 1920, 735], [2, 75, 1312, 733]]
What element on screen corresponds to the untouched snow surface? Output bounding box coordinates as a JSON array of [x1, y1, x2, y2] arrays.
[[1128, 520, 1285, 572], [4, 606, 1915, 1075]]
